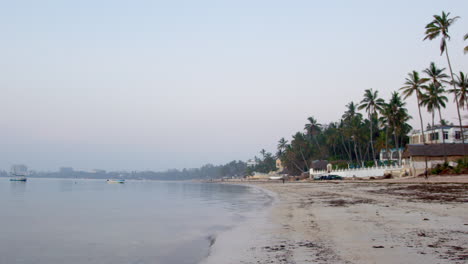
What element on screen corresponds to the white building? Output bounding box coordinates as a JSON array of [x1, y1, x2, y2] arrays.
[[246, 159, 258, 167], [409, 126, 468, 145]]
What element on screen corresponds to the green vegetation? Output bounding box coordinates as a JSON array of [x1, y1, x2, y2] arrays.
[[431, 160, 468, 175], [254, 11, 467, 176]]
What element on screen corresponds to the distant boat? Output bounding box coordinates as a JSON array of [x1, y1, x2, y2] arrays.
[[106, 179, 125, 184], [10, 164, 28, 182]]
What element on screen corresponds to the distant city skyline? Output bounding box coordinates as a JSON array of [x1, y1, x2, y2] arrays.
[[1, 0, 467, 171]]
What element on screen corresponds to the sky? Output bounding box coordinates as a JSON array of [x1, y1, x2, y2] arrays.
[[0, 0, 467, 171]]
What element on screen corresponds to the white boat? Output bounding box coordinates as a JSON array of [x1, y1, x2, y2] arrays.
[[269, 176, 283, 180], [10, 165, 28, 182], [106, 179, 125, 184]]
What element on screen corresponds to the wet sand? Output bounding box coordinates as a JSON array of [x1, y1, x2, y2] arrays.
[[204, 177, 468, 264]]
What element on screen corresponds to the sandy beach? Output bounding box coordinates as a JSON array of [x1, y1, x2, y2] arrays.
[[205, 176, 468, 264]]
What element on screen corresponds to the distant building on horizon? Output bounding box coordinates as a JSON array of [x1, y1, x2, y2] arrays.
[[246, 159, 258, 167]]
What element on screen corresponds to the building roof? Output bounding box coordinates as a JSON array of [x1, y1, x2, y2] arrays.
[[402, 144, 468, 158], [411, 125, 468, 134], [311, 160, 328, 170]]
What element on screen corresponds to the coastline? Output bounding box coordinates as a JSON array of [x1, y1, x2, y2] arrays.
[[201, 183, 278, 264], [204, 177, 468, 263]]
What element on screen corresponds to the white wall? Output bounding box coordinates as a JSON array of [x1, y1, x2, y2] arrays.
[[311, 166, 402, 178]]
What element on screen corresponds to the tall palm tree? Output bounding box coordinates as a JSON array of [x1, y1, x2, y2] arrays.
[[449, 72, 468, 110], [358, 89, 384, 166], [424, 11, 465, 147], [400, 71, 429, 144], [342, 102, 364, 165]]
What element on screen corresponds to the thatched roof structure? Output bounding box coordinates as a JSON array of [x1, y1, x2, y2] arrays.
[[311, 160, 328, 170], [402, 144, 468, 158]]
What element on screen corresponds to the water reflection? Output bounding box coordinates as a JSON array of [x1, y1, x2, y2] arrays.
[[9, 180, 27, 195]]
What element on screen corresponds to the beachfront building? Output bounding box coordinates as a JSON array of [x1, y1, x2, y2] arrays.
[[402, 144, 467, 176], [409, 125, 468, 144]]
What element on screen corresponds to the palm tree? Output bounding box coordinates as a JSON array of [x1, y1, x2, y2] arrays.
[[400, 71, 429, 144], [277, 138, 288, 158], [449, 72, 468, 110], [379, 103, 393, 164], [423, 62, 449, 146], [358, 89, 384, 166], [342, 102, 364, 165], [342, 102, 360, 121], [304, 116, 322, 157], [420, 83, 448, 142], [423, 62, 449, 88], [260, 149, 266, 159], [388, 92, 409, 165], [424, 11, 465, 147]]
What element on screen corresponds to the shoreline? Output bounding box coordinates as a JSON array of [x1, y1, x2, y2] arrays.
[[201, 183, 278, 264], [204, 177, 468, 263]]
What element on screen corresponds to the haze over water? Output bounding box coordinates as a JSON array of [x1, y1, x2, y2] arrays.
[[0, 179, 272, 264]]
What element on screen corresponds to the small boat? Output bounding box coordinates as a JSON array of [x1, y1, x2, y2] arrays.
[[106, 179, 125, 184], [10, 165, 28, 182], [10, 176, 27, 182], [269, 176, 283, 180]]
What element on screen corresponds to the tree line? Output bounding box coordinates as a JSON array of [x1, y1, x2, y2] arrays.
[[271, 11, 467, 176]]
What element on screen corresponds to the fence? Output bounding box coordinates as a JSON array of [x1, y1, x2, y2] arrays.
[[310, 165, 403, 178]]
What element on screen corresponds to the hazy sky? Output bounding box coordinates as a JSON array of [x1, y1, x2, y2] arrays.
[[1, 0, 467, 171]]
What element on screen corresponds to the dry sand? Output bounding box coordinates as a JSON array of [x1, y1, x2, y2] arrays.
[[204, 176, 468, 264]]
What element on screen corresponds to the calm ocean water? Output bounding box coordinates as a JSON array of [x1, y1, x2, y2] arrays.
[[0, 178, 272, 264]]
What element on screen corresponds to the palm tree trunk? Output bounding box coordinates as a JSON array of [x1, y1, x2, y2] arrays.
[[299, 147, 310, 171], [340, 135, 352, 162], [369, 113, 377, 166], [445, 45, 466, 160], [391, 120, 400, 165], [438, 109, 448, 162], [353, 137, 360, 166], [417, 97, 426, 144], [385, 127, 389, 164], [416, 97, 429, 178], [313, 137, 322, 159], [431, 111, 435, 144]]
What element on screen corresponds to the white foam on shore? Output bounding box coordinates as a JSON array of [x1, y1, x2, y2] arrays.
[[200, 184, 278, 264]]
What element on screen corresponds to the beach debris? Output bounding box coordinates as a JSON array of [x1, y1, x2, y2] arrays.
[[373, 245, 385, 248]]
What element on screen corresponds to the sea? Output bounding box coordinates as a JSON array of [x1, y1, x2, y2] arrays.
[[0, 178, 273, 264]]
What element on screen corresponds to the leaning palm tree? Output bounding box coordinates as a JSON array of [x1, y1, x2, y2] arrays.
[[424, 11, 465, 146], [358, 89, 384, 166], [400, 71, 429, 144], [449, 72, 468, 110]]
